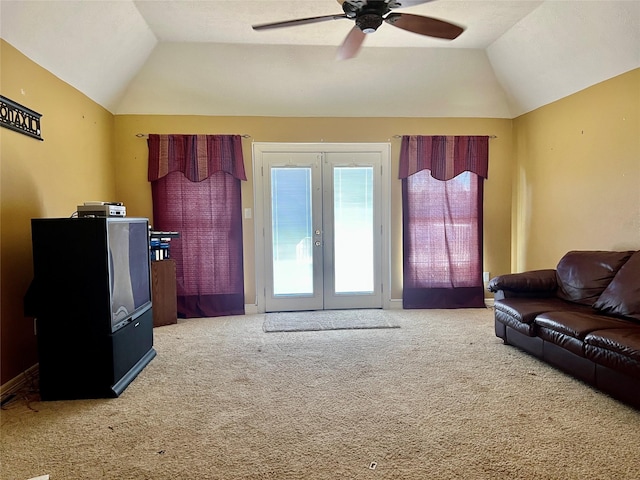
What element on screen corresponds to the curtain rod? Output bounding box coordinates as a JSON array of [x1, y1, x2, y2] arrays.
[[135, 133, 251, 139], [393, 134, 497, 139]]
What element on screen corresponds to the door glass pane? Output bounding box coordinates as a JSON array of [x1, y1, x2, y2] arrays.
[[333, 167, 374, 293], [271, 168, 313, 296]]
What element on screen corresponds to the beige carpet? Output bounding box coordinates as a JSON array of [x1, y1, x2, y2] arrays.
[[263, 309, 401, 332], [1, 308, 639, 480]]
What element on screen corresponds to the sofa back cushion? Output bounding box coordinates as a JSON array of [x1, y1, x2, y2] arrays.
[[555, 250, 634, 306], [593, 251, 640, 320]]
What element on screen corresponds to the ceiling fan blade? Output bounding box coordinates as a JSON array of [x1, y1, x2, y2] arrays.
[[253, 14, 347, 31], [336, 26, 366, 60], [384, 13, 464, 40]]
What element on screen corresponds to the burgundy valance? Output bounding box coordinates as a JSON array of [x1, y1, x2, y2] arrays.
[[399, 135, 489, 181], [148, 134, 247, 182]]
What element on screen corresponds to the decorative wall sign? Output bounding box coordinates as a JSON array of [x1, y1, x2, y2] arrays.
[[0, 95, 43, 141]]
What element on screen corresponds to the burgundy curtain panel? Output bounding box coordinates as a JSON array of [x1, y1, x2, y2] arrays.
[[148, 134, 247, 318], [399, 135, 489, 309]]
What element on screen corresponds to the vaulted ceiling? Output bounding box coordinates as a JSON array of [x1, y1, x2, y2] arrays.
[[1, 0, 639, 118]]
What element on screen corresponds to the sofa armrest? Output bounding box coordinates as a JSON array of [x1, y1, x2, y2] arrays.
[[488, 269, 558, 298]]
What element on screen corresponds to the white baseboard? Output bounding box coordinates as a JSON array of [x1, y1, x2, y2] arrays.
[[1, 363, 39, 398], [244, 304, 259, 315], [390, 299, 494, 308], [388, 299, 403, 309]]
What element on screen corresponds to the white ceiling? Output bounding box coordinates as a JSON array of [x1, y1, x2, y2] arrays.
[[1, 0, 639, 118]]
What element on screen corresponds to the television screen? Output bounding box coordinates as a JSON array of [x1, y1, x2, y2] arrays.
[[108, 219, 151, 331]]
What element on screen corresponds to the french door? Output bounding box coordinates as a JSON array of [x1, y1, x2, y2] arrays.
[[253, 143, 390, 312]]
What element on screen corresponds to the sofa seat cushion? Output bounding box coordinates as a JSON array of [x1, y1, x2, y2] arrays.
[[535, 311, 632, 357], [494, 298, 589, 336], [555, 250, 633, 306], [584, 328, 640, 379]]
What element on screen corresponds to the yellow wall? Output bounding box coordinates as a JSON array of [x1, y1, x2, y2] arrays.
[[113, 116, 514, 303], [1, 40, 116, 384], [512, 69, 640, 271]]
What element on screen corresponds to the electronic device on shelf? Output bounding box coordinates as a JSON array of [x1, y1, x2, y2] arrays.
[[77, 201, 126, 218], [150, 231, 180, 239], [150, 231, 180, 261]]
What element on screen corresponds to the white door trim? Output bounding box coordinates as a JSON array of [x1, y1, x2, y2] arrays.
[[252, 142, 391, 313]]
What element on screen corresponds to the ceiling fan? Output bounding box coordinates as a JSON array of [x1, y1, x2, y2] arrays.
[[252, 0, 464, 60]]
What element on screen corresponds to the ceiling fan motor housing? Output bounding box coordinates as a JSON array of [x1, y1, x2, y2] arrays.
[[344, 1, 393, 33], [356, 13, 384, 33]]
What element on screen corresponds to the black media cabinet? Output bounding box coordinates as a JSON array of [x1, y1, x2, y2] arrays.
[[36, 308, 155, 400]]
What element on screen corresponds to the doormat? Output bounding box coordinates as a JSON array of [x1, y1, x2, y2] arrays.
[[263, 309, 401, 333]]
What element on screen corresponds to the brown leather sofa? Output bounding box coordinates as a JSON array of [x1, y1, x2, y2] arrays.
[[488, 250, 640, 409]]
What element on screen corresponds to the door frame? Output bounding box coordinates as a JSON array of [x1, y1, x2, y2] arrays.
[[252, 142, 392, 313]]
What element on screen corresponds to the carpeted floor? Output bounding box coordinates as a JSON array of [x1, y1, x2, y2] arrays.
[[1, 308, 639, 480]]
